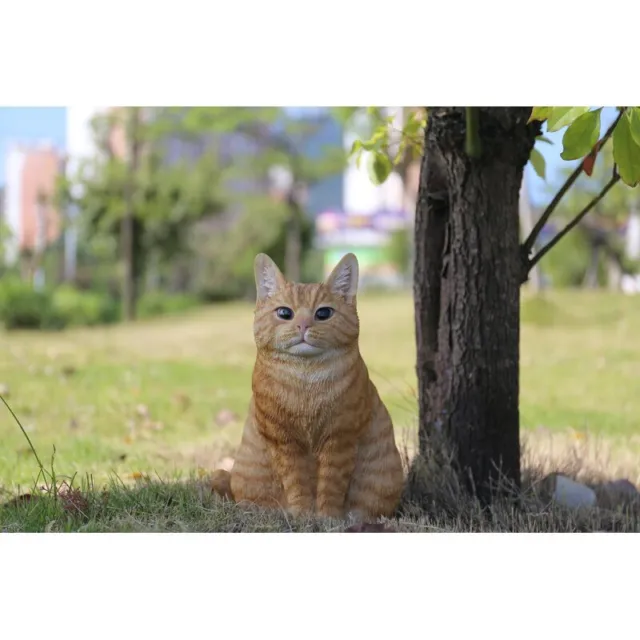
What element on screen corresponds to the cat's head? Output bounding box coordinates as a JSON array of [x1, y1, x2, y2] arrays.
[[252, 253, 360, 358]]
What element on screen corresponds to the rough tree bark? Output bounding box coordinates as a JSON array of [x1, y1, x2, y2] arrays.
[[411, 107, 539, 502]]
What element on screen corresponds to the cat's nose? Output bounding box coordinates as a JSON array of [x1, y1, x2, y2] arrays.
[[297, 319, 310, 333]]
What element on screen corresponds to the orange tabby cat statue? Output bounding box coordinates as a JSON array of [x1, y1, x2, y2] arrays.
[[210, 252, 404, 520]]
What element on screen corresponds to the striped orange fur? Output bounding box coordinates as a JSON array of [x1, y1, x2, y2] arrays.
[[212, 252, 404, 520]]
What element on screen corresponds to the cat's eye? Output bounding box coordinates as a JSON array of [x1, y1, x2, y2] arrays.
[[314, 307, 334, 321], [276, 307, 294, 320]]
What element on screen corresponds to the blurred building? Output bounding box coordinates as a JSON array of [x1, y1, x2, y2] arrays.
[[2, 142, 63, 266], [56, 107, 418, 287], [315, 107, 420, 287]]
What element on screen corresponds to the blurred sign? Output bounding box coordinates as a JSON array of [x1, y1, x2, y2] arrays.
[[315, 209, 409, 233]]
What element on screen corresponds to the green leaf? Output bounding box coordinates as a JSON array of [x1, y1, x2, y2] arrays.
[[560, 109, 601, 161], [528, 107, 552, 123], [394, 138, 407, 165], [546, 107, 591, 133], [627, 108, 640, 148], [529, 148, 546, 180], [403, 114, 423, 138], [368, 151, 392, 185], [613, 114, 640, 187], [349, 140, 362, 157], [536, 135, 553, 145]]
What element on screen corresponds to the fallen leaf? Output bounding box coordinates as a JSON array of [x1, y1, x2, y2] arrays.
[[173, 392, 191, 411], [141, 419, 164, 432], [59, 488, 90, 516], [344, 522, 396, 533], [2, 493, 38, 509], [135, 404, 149, 418]]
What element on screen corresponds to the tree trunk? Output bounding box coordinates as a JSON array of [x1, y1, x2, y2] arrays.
[[412, 107, 538, 502], [582, 241, 601, 289], [122, 108, 140, 321]]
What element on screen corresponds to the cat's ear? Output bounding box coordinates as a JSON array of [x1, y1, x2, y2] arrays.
[[325, 253, 359, 303], [254, 253, 286, 300]]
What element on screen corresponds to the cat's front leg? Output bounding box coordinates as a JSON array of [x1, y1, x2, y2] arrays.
[[265, 438, 315, 516], [315, 435, 358, 519]]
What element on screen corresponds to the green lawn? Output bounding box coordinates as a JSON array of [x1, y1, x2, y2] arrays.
[[1, 290, 640, 496]]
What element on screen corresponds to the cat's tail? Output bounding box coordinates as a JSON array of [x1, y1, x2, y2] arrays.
[[210, 469, 234, 501]]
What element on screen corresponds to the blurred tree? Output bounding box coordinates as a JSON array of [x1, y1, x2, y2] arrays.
[[173, 107, 347, 285], [543, 145, 640, 288], [69, 107, 227, 320], [65, 107, 347, 312], [232, 110, 347, 282], [386, 228, 412, 283]]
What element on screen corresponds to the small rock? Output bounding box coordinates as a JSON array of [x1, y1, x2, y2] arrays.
[[604, 479, 639, 496], [215, 409, 239, 427], [596, 478, 640, 508], [551, 474, 597, 509]]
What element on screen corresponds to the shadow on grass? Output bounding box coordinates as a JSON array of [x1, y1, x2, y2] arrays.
[[2, 392, 640, 533], [2, 445, 640, 532]]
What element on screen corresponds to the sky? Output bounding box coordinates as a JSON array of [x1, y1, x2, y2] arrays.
[[0, 106, 618, 207], [0, 107, 66, 187], [524, 107, 618, 207]]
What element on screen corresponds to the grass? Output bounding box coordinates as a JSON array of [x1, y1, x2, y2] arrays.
[[1, 289, 640, 532]]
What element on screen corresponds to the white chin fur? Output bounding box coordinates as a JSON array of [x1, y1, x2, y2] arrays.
[[287, 342, 323, 356]]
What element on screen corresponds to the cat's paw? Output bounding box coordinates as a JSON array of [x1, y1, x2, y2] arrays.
[[316, 505, 345, 520], [286, 503, 314, 518]]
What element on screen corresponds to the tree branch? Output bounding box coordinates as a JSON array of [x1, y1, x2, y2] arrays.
[[521, 108, 625, 259], [465, 107, 481, 158], [524, 170, 621, 276]]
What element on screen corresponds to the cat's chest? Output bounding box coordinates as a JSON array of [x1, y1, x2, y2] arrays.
[[281, 384, 340, 444]]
